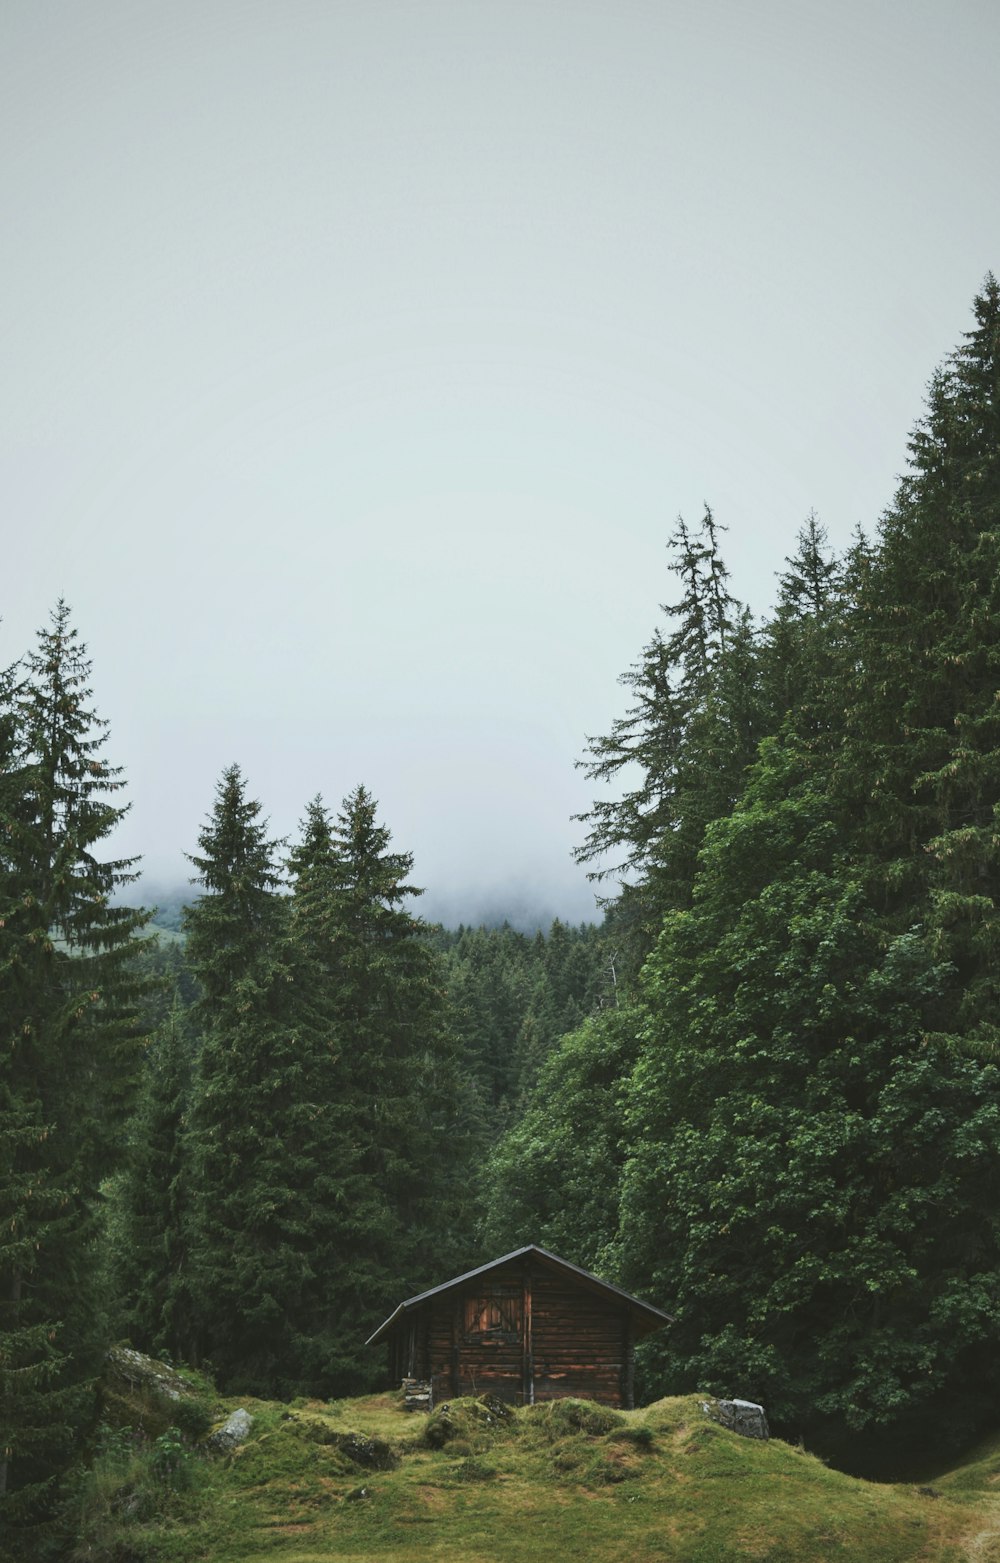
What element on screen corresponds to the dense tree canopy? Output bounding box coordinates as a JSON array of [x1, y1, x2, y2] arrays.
[[620, 744, 1000, 1461], [496, 276, 1000, 1462]]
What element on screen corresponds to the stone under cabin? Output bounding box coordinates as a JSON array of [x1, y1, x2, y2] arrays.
[[366, 1244, 673, 1410]]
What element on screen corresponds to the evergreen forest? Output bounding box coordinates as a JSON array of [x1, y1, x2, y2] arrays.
[[4, 277, 1000, 1554]]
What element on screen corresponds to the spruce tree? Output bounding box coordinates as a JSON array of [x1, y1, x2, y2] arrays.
[[574, 509, 757, 974], [760, 512, 845, 739], [0, 657, 69, 1525], [840, 276, 1000, 1053], [112, 995, 196, 1361], [184, 763, 287, 1018], [613, 285, 1000, 1457], [282, 793, 394, 1391], [0, 606, 148, 1538], [289, 786, 477, 1370], [183, 765, 332, 1392]]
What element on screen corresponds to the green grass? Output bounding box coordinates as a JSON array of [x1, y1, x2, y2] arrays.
[[69, 1389, 1000, 1562]]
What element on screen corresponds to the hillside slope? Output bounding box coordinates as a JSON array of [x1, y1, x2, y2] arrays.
[[69, 1381, 1000, 1563]]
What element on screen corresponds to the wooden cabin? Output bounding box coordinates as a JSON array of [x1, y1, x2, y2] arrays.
[[366, 1244, 673, 1409]]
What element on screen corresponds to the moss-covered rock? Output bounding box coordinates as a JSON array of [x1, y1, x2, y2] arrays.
[[101, 1345, 216, 1442], [206, 1408, 254, 1453], [281, 1409, 344, 1445], [425, 1395, 518, 1450], [333, 1432, 399, 1471], [280, 1410, 398, 1468], [524, 1398, 625, 1440], [105, 1345, 201, 1405]]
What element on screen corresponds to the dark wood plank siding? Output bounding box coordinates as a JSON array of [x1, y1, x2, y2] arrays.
[[425, 1314, 452, 1401], [530, 1274, 625, 1406], [394, 1261, 632, 1408]]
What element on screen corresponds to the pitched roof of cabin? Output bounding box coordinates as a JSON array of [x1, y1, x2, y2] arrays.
[[365, 1243, 674, 1346]]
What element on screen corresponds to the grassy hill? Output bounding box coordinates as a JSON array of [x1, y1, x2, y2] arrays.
[[69, 1374, 1000, 1563]]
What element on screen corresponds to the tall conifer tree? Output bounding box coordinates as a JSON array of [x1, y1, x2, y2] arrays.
[[760, 512, 845, 739], [183, 766, 325, 1392], [288, 786, 477, 1370], [112, 995, 196, 1361], [840, 275, 1000, 1052], [0, 606, 148, 1539], [574, 509, 756, 974]]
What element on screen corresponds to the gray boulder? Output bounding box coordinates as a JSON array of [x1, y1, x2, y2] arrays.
[[701, 1396, 770, 1440], [207, 1408, 254, 1453], [105, 1344, 195, 1403]]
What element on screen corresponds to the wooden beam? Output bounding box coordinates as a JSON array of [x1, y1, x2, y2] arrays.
[[523, 1258, 534, 1405], [451, 1299, 461, 1397], [623, 1315, 636, 1410]]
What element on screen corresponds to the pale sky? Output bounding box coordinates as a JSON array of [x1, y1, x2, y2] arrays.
[[3, 1, 1000, 924]]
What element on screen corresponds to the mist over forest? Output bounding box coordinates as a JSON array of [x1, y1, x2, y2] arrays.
[[137, 878, 599, 941]]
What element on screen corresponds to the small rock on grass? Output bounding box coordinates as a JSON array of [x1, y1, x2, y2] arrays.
[[207, 1408, 254, 1452]]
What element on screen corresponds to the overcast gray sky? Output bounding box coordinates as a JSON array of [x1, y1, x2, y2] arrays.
[[4, 0, 1000, 924]]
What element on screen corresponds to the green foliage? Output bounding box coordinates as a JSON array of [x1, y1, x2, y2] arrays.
[[153, 776, 483, 1399], [478, 1005, 639, 1268], [149, 1425, 195, 1488], [836, 276, 1000, 1056], [759, 510, 845, 737], [439, 919, 608, 1121], [284, 788, 481, 1390], [180, 765, 332, 1392], [183, 763, 288, 1022], [170, 1396, 214, 1444], [65, 1418, 209, 1562], [110, 998, 197, 1360], [0, 605, 150, 1542], [559, 279, 1000, 1466], [575, 508, 762, 976], [621, 738, 1000, 1457]]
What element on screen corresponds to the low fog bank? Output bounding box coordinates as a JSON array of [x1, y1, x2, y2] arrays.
[[418, 881, 601, 933], [132, 877, 602, 936]]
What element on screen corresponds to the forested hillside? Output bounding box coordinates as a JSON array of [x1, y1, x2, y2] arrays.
[[4, 277, 1000, 1554], [501, 275, 1000, 1473]]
